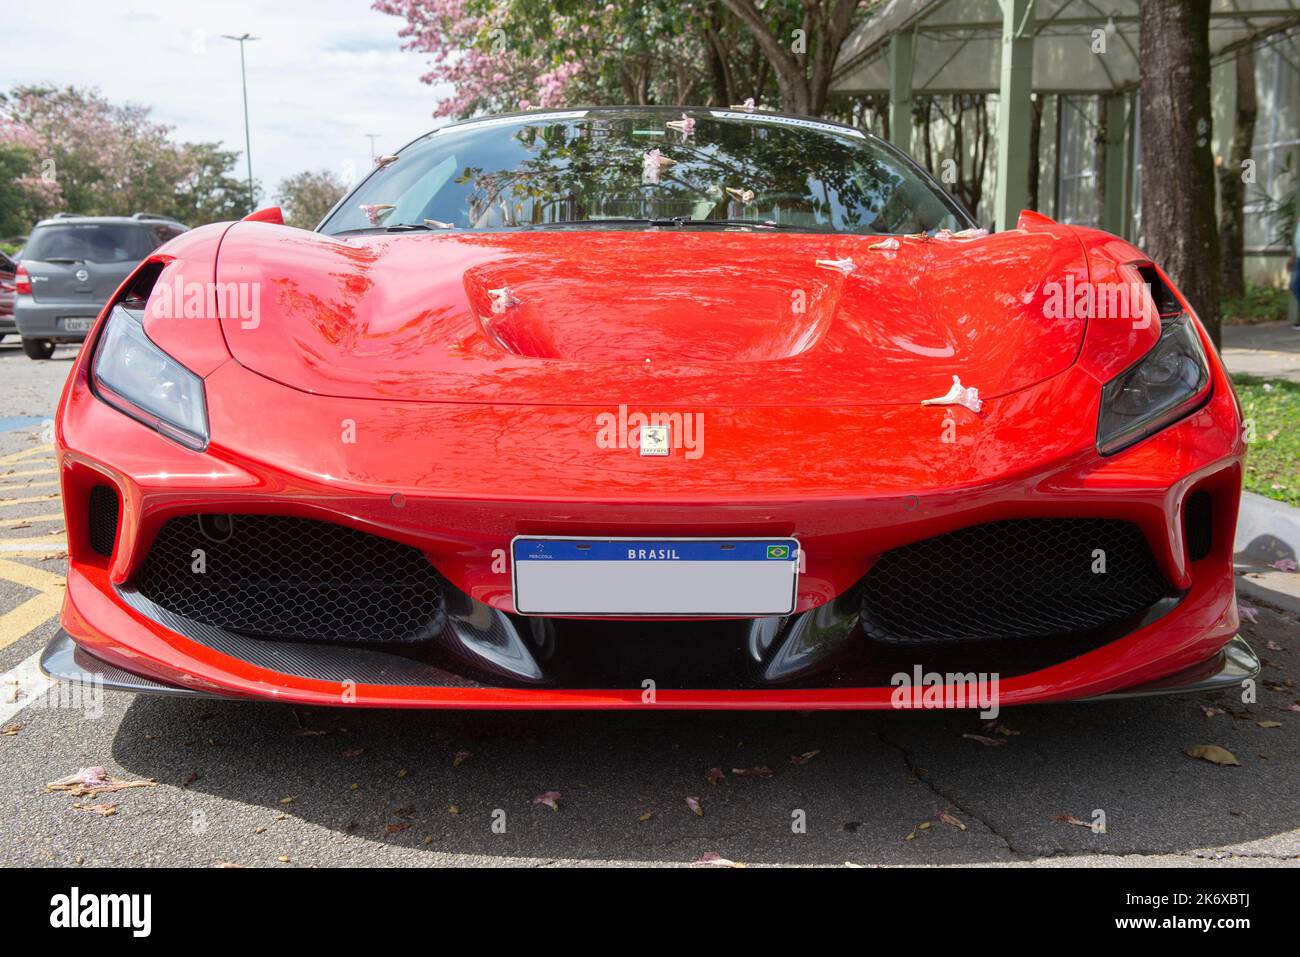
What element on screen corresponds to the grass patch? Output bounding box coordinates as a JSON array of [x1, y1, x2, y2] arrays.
[[1222, 283, 1291, 325], [1234, 374, 1300, 507]]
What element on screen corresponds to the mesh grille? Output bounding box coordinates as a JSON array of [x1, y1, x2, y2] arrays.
[[860, 519, 1168, 644], [88, 485, 119, 557], [134, 515, 446, 644]]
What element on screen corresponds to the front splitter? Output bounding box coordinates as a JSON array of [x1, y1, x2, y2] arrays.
[[40, 629, 1260, 706]]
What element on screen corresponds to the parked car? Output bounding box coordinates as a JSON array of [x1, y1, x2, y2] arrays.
[[0, 252, 16, 339], [42, 107, 1253, 709], [14, 213, 187, 359]]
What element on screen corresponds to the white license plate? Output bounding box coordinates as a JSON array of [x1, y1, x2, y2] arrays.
[[61, 317, 94, 332], [512, 537, 799, 616]]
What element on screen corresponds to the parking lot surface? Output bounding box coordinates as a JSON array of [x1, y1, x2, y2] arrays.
[[0, 343, 1295, 867]]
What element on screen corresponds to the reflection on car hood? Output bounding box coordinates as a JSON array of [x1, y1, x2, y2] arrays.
[[214, 223, 1089, 407]]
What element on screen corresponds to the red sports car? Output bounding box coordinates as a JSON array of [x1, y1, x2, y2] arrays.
[[43, 107, 1255, 709]]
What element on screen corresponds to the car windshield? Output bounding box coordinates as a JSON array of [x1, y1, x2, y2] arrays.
[[23, 223, 156, 264], [322, 109, 970, 236]]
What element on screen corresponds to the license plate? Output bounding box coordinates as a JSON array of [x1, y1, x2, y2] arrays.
[[61, 317, 94, 332], [512, 537, 799, 616]]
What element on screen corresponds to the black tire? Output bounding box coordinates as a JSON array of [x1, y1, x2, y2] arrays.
[[21, 338, 55, 360]]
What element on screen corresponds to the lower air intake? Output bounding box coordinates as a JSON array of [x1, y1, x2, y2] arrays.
[[134, 515, 446, 644], [860, 518, 1169, 644], [88, 485, 119, 557]]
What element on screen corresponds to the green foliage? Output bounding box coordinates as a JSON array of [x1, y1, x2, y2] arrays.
[[275, 169, 348, 229], [1, 85, 251, 230], [1223, 283, 1291, 325], [1235, 374, 1300, 507]]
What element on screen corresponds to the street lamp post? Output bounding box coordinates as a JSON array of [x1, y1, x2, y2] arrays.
[[222, 33, 259, 214]]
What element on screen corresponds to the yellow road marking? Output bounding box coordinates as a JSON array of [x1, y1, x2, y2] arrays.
[[0, 494, 60, 507], [0, 558, 66, 651], [0, 591, 63, 650], [0, 535, 66, 547], [0, 480, 59, 492], [0, 558, 67, 592], [0, 513, 64, 529], [0, 445, 54, 466]]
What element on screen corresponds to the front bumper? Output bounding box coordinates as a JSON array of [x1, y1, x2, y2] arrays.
[[52, 335, 1248, 708]]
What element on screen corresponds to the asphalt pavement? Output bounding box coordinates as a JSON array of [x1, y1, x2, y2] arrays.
[[0, 341, 1295, 867]]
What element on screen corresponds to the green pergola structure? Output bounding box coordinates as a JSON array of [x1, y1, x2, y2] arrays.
[[832, 0, 1300, 232]]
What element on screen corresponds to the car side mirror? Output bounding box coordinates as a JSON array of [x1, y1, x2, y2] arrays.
[[242, 207, 284, 225]]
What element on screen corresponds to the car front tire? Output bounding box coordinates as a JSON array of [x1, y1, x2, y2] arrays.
[[21, 338, 55, 360]]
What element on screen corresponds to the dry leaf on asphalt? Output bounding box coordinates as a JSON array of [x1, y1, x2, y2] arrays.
[[384, 823, 412, 835], [938, 811, 967, 831], [961, 733, 1006, 747], [1184, 744, 1239, 766], [0, 723, 20, 736], [73, 802, 118, 817], [1257, 720, 1282, 729], [789, 750, 820, 765], [1053, 813, 1091, 828], [1200, 705, 1226, 717], [453, 750, 471, 767], [638, 811, 653, 823], [531, 790, 561, 811], [731, 766, 774, 778], [685, 796, 704, 817], [693, 852, 745, 868], [705, 767, 725, 784], [981, 720, 1020, 737], [47, 767, 158, 798]]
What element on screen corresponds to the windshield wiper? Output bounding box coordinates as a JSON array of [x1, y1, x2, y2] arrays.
[[671, 218, 804, 230], [523, 217, 804, 230], [522, 218, 670, 229], [332, 222, 457, 236]]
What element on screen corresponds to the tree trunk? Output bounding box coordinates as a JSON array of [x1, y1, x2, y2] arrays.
[[1139, 0, 1222, 348], [1027, 94, 1043, 211], [1218, 46, 1256, 302], [719, 0, 863, 117], [1095, 95, 1108, 223]]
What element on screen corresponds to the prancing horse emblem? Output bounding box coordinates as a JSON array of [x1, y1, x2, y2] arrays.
[[640, 426, 670, 456]]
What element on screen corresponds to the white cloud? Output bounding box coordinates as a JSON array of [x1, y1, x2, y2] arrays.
[[3, 0, 455, 214]]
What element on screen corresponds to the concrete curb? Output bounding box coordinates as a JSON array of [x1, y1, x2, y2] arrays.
[[1234, 491, 1300, 616], [1234, 491, 1300, 562]]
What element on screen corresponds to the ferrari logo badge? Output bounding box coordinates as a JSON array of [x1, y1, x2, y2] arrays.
[[640, 425, 670, 456]]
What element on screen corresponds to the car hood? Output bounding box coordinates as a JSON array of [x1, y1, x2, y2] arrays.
[[214, 223, 1088, 407]]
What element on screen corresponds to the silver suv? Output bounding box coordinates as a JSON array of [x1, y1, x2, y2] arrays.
[[14, 213, 187, 359]]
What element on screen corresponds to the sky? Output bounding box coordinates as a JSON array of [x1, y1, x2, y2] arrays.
[[4, 0, 454, 201]]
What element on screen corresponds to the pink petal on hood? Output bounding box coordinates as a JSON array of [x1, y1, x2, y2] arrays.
[[359, 203, 395, 225]]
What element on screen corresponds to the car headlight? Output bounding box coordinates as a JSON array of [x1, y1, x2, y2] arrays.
[[92, 303, 209, 450], [1097, 314, 1211, 455]]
